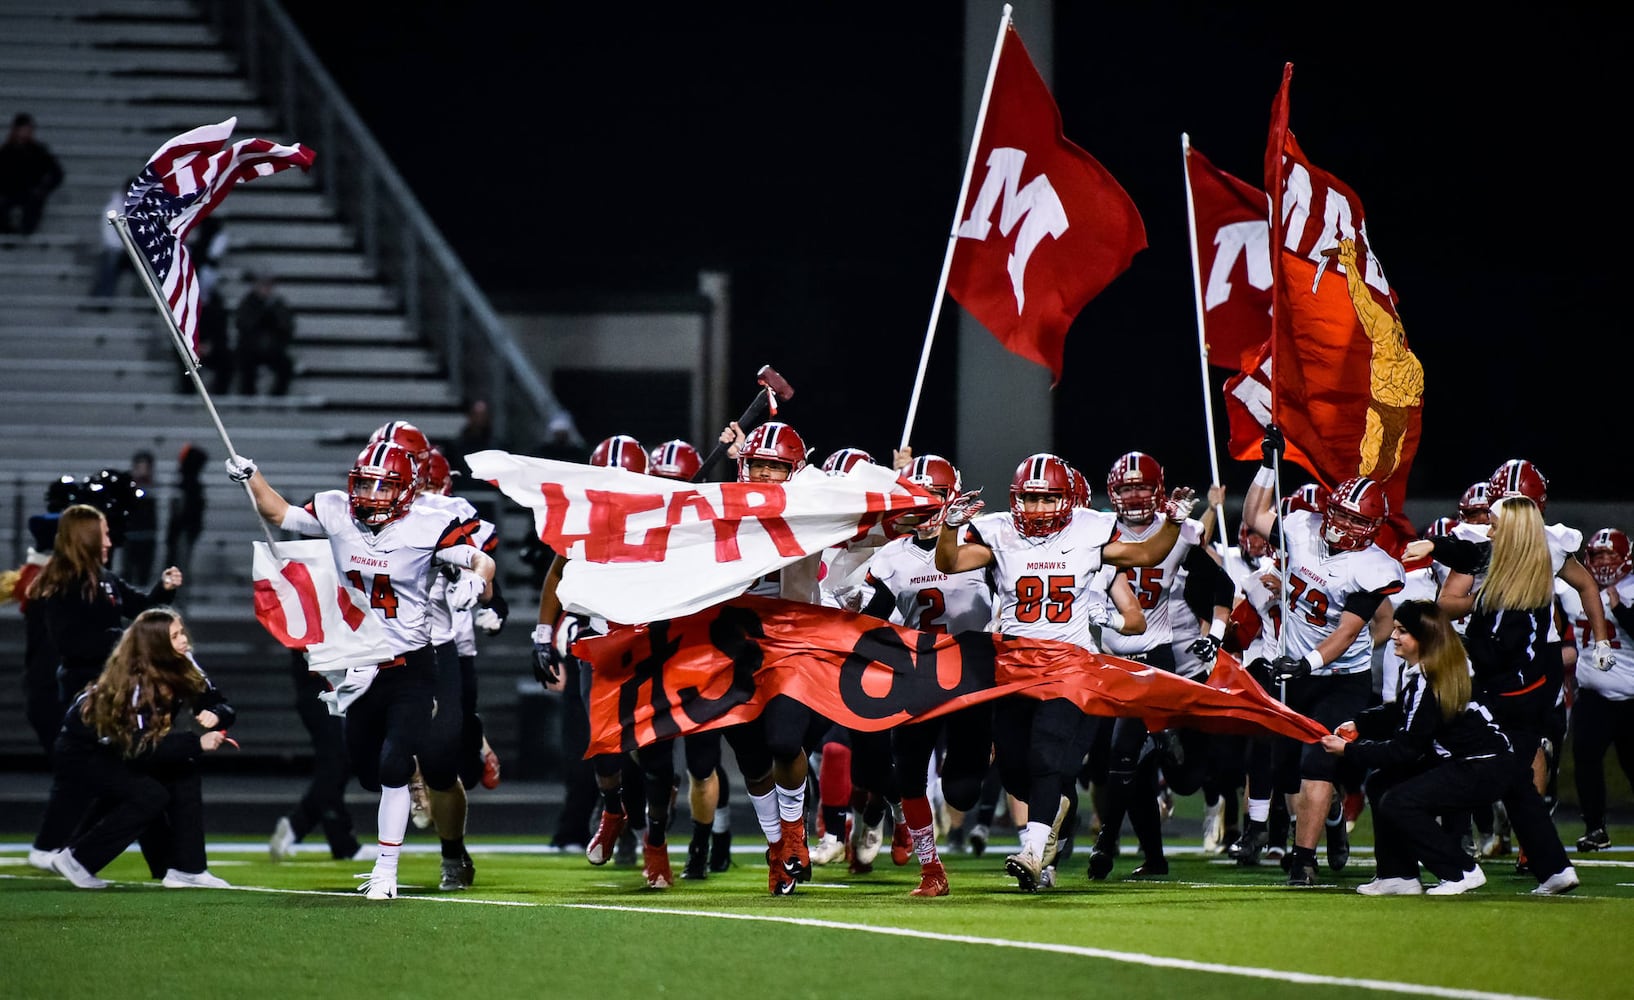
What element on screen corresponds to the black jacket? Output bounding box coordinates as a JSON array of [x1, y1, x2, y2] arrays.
[[37, 572, 178, 675], [1348, 667, 1512, 770], [57, 672, 235, 764]]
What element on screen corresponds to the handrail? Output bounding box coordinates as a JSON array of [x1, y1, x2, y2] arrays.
[[207, 0, 567, 448]]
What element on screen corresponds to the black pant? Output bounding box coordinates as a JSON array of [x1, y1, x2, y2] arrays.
[[993, 696, 1094, 826], [893, 704, 993, 810], [133, 762, 207, 876], [51, 743, 170, 873], [419, 642, 466, 791], [1486, 684, 1571, 880], [344, 647, 435, 792], [0, 191, 47, 234], [1571, 689, 1634, 831], [289, 656, 359, 858], [553, 657, 599, 847], [1367, 754, 1513, 882]]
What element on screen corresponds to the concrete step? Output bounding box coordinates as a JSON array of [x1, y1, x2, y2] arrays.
[[0, 77, 257, 103], [0, 48, 236, 75], [227, 251, 374, 280], [0, 19, 219, 47], [288, 375, 463, 408], [12, 104, 277, 133], [0, 0, 199, 16], [0, 427, 364, 467]]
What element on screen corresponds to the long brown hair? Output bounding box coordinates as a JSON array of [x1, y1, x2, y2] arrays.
[[81, 608, 204, 757], [1477, 497, 1554, 612], [25, 505, 106, 602], [1395, 599, 1470, 721]]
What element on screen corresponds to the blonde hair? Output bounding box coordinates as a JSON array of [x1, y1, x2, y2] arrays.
[[1476, 497, 1554, 613], [1395, 600, 1470, 721], [81, 608, 204, 757], [26, 505, 106, 602]]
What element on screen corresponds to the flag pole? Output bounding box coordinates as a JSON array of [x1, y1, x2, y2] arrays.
[[897, 3, 1013, 452], [1180, 133, 1228, 551], [109, 210, 282, 549]]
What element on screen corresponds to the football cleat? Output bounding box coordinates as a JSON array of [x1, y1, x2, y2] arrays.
[[642, 843, 674, 890], [269, 816, 297, 862], [1286, 858, 1318, 887], [1476, 832, 1510, 859], [766, 847, 796, 896], [709, 830, 733, 873], [1233, 821, 1269, 866], [849, 818, 884, 872], [967, 823, 989, 858], [780, 818, 812, 883], [682, 839, 709, 880], [1357, 877, 1423, 896], [480, 739, 502, 790], [1039, 864, 1057, 890], [1086, 834, 1117, 881], [1326, 801, 1351, 872], [27, 848, 61, 871], [51, 850, 108, 890], [1201, 800, 1226, 855], [1425, 865, 1486, 895], [1129, 857, 1169, 878], [585, 809, 627, 866], [1005, 849, 1043, 893], [359, 869, 398, 900], [614, 825, 638, 866], [810, 832, 846, 866], [910, 861, 950, 897], [1531, 866, 1580, 896], [891, 821, 912, 866], [438, 852, 475, 891], [1577, 828, 1611, 852]]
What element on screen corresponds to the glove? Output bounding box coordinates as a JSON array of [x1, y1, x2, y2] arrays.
[[446, 574, 484, 612], [933, 488, 985, 530], [1188, 634, 1221, 663], [225, 454, 257, 483], [1270, 654, 1309, 682], [1247, 657, 1275, 687], [474, 607, 503, 635], [1163, 486, 1198, 522], [555, 614, 583, 659], [1260, 426, 1284, 467], [1085, 602, 1111, 628], [531, 623, 561, 686], [1593, 639, 1616, 672]]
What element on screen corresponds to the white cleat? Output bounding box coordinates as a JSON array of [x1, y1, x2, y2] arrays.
[[27, 848, 61, 871], [1201, 800, 1226, 855], [1426, 865, 1487, 896], [1356, 877, 1423, 896], [850, 820, 884, 868], [51, 849, 108, 889], [163, 868, 232, 889], [810, 832, 846, 866], [269, 816, 297, 862], [359, 871, 398, 900]]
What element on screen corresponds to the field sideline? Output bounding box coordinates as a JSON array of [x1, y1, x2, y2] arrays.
[[4, 827, 1630, 1000]]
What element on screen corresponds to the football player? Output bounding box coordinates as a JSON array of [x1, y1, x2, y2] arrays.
[[228, 442, 496, 900], [1088, 452, 1234, 881], [934, 452, 1197, 891], [1562, 528, 1634, 853], [1242, 429, 1402, 886]]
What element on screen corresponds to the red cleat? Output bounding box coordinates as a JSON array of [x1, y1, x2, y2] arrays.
[[891, 821, 912, 866], [780, 818, 811, 883], [642, 842, 674, 889], [910, 861, 950, 897], [586, 809, 627, 866], [766, 845, 796, 895], [480, 740, 502, 790]]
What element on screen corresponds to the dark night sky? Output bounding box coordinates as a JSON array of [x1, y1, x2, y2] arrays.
[[283, 2, 1630, 503]]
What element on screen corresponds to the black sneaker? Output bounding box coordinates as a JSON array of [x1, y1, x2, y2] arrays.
[[1577, 828, 1611, 852], [1233, 821, 1269, 867], [1129, 856, 1169, 878], [1087, 835, 1117, 880], [438, 851, 475, 891], [709, 830, 733, 873], [1286, 858, 1318, 886], [682, 839, 709, 880]]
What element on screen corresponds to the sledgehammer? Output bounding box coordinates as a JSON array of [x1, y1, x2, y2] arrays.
[[692, 364, 796, 482]]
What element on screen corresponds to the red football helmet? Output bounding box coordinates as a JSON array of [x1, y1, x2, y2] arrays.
[[1424, 516, 1459, 539], [1067, 466, 1092, 509], [590, 434, 649, 474], [1585, 528, 1632, 587], [1010, 453, 1074, 538], [1323, 477, 1388, 551], [1107, 451, 1166, 525], [1457, 481, 1493, 524], [1489, 459, 1548, 512], [1238, 521, 1270, 560], [349, 441, 419, 527], [1281, 482, 1329, 519], [423, 447, 454, 496], [821, 448, 875, 475], [368, 421, 432, 462], [891, 454, 962, 537], [737, 422, 807, 482], [648, 439, 701, 481]]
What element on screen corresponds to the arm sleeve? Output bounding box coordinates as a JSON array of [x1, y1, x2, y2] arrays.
[[1181, 545, 1233, 621], [280, 505, 324, 535], [1342, 588, 1392, 623], [195, 677, 236, 730], [1352, 700, 1403, 740], [859, 572, 897, 620], [1430, 536, 1491, 576], [433, 543, 481, 570], [1346, 691, 1439, 769]]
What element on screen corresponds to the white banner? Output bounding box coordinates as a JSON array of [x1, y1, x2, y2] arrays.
[[466, 450, 936, 623], [252, 540, 392, 713]]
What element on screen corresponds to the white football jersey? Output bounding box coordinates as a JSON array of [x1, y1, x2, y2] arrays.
[[302, 491, 483, 655], [966, 506, 1118, 651], [1101, 516, 1202, 656], [864, 535, 994, 634], [429, 517, 499, 654], [1224, 545, 1280, 665], [1559, 574, 1634, 700], [1277, 509, 1404, 676], [1379, 560, 1443, 701]]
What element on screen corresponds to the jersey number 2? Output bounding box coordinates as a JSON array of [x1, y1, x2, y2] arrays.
[[345, 570, 400, 619]]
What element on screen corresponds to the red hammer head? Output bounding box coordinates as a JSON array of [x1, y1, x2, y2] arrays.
[[756, 364, 795, 401]]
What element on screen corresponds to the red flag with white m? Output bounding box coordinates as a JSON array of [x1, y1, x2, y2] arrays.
[[946, 25, 1146, 385], [1186, 144, 1272, 374], [122, 117, 314, 359]]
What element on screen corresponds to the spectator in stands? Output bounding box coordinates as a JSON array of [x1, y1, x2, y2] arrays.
[[0, 113, 64, 236], [163, 444, 208, 583], [122, 451, 159, 586], [186, 216, 234, 392], [91, 176, 137, 297], [44, 608, 235, 890], [447, 398, 495, 484], [235, 272, 295, 395]]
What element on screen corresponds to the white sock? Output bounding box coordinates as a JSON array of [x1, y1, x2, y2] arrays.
[[910, 824, 938, 866], [711, 809, 731, 835], [776, 782, 806, 823], [750, 788, 782, 843], [1248, 798, 1271, 823], [1022, 820, 1051, 859], [376, 785, 410, 876]]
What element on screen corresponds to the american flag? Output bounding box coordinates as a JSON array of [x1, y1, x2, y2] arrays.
[[122, 117, 314, 359]]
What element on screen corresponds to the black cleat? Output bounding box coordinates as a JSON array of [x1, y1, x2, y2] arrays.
[[681, 839, 709, 880], [1129, 856, 1169, 878], [1233, 821, 1269, 867], [709, 830, 733, 873], [1087, 836, 1117, 881], [1577, 828, 1611, 852], [1287, 858, 1318, 886]]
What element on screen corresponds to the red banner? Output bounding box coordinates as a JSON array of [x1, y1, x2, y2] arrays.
[[1186, 144, 1272, 374], [1239, 65, 1423, 553], [946, 25, 1146, 385], [576, 597, 1329, 756]]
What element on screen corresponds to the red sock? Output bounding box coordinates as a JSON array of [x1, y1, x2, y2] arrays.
[[819, 742, 852, 808]]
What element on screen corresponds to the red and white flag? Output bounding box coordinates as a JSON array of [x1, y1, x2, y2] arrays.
[[123, 118, 314, 359], [252, 540, 391, 712], [946, 25, 1146, 385], [1186, 144, 1272, 374], [1232, 65, 1424, 552], [465, 450, 937, 623]]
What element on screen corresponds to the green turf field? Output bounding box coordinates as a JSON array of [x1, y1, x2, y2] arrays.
[[4, 826, 1630, 1000]]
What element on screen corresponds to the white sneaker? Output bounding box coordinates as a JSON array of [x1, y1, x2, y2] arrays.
[[1201, 800, 1226, 855], [1531, 866, 1580, 896], [1426, 865, 1487, 895], [1357, 877, 1424, 896], [359, 869, 398, 900], [163, 869, 232, 889], [850, 819, 884, 867], [51, 849, 108, 889], [269, 816, 297, 862], [810, 832, 846, 866], [350, 844, 381, 862], [27, 848, 61, 871]]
